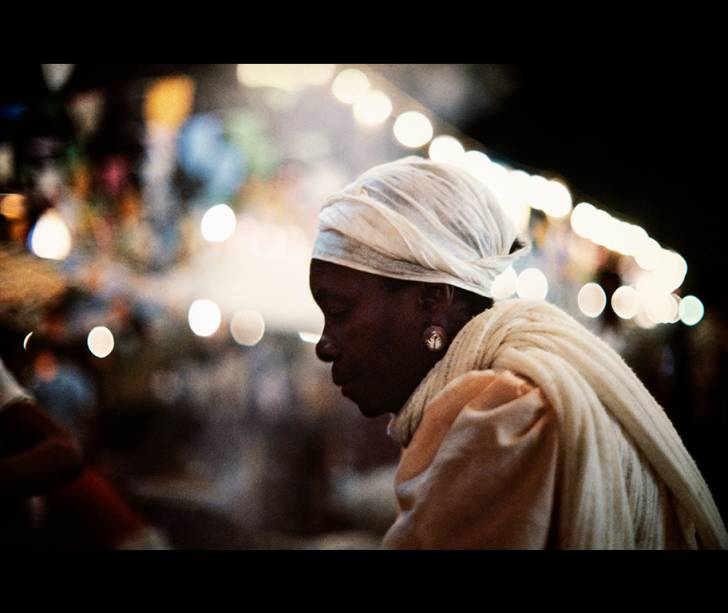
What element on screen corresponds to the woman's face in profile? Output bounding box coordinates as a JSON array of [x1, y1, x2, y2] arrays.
[[309, 259, 434, 418]]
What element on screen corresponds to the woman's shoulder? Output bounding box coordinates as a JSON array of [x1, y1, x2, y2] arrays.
[[396, 367, 556, 487], [427, 368, 546, 418]]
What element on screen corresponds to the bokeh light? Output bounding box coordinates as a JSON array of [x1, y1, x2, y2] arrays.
[[144, 77, 195, 131], [570, 202, 596, 238], [611, 286, 639, 319], [393, 111, 433, 148], [201, 204, 236, 242], [428, 135, 465, 165], [542, 180, 573, 218], [517, 268, 549, 300], [491, 267, 518, 300], [230, 309, 266, 346], [352, 90, 392, 126], [188, 299, 221, 337], [29, 208, 72, 260], [578, 283, 606, 318], [331, 69, 370, 104], [87, 326, 114, 358], [679, 295, 704, 326], [635, 237, 662, 271], [237, 64, 335, 90]]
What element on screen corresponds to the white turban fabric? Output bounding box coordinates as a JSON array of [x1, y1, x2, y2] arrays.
[[312, 156, 530, 298]]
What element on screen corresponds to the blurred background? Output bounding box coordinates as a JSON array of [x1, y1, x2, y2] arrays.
[[0, 63, 725, 549]]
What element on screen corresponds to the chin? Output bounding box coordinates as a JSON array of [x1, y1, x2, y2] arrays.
[[350, 395, 397, 419]]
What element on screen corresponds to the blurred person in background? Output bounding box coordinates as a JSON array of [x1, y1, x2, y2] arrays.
[[1, 352, 169, 549], [308, 156, 727, 549], [0, 355, 82, 546]]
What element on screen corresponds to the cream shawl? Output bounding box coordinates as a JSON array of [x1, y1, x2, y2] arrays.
[[388, 298, 728, 549]]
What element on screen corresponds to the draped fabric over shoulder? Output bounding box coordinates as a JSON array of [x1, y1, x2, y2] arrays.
[[386, 299, 728, 549]]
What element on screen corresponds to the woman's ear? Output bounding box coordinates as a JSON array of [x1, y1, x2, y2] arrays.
[[418, 283, 455, 316]]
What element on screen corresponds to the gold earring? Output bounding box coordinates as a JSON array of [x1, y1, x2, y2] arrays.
[[423, 325, 447, 352]]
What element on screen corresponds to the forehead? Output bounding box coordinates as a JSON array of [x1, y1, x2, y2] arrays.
[[309, 259, 386, 300]]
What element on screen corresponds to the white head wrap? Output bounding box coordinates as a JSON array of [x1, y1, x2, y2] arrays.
[[312, 156, 530, 298]]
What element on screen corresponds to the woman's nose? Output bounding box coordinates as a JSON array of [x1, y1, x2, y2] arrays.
[[315, 335, 339, 362]]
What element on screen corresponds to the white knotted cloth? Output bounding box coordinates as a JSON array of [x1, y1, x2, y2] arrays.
[[312, 156, 529, 298], [389, 298, 728, 549]]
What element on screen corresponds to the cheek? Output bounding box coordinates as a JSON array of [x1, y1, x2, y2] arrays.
[[352, 308, 421, 377]]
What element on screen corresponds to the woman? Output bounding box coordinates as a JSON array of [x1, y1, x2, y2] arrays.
[[309, 156, 727, 549]]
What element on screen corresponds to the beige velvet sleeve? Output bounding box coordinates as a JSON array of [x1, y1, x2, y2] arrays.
[[382, 369, 559, 549]]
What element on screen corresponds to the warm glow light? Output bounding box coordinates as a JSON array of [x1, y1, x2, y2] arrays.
[[237, 64, 335, 90], [480, 161, 509, 202], [23, 331, 33, 351], [578, 283, 606, 318], [428, 135, 465, 165], [87, 326, 114, 358], [0, 194, 26, 220], [201, 204, 236, 242], [517, 268, 548, 300], [188, 299, 221, 337], [331, 69, 370, 104], [491, 267, 518, 300], [230, 309, 266, 346], [621, 224, 648, 257], [653, 250, 688, 292], [542, 180, 573, 218], [634, 308, 658, 329], [29, 208, 72, 260], [643, 292, 678, 324], [144, 77, 195, 130], [461, 150, 492, 182], [635, 237, 662, 271], [302, 64, 336, 86], [352, 90, 392, 126], [393, 111, 433, 148], [679, 295, 704, 326], [611, 286, 639, 319], [299, 331, 322, 344], [590, 209, 613, 247], [570, 202, 596, 238]]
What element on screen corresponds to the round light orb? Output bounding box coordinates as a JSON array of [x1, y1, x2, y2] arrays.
[[461, 150, 492, 182], [578, 283, 607, 318], [570, 202, 596, 238], [635, 237, 662, 271], [644, 292, 678, 324], [331, 69, 370, 104], [543, 180, 573, 218], [679, 295, 704, 326], [491, 267, 518, 300], [188, 299, 221, 337], [201, 204, 236, 242], [230, 309, 266, 346], [87, 326, 114, 358], [353, 90, 392, 126], [611, 286, 639, 319], [428, 135, 465, 165], [29, 208, 72, 260], [517, 268, 548, 300], [393, 111, 433, 148]]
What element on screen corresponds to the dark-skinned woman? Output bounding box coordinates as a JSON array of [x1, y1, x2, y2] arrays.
[[309, 156, 727, 549]]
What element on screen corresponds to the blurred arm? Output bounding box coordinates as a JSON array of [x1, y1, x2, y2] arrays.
[[0, 399, 83, 498]]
